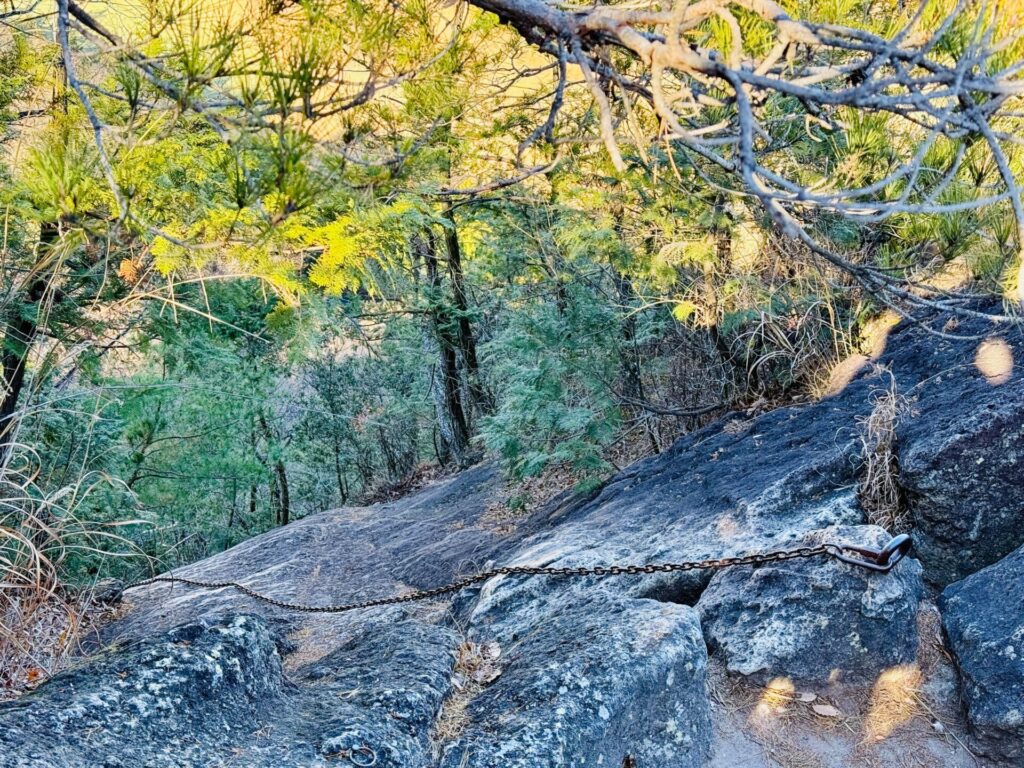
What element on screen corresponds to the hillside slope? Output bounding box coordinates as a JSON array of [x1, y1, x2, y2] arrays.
[[2, 309, 1023, 767]]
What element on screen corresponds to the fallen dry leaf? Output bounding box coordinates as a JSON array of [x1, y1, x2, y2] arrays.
[[812, 704, 842, 717], [483, 641, 501, 660], [471, 667, 502, 684]]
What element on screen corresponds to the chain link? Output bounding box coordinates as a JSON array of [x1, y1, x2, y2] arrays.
[[128, 535, 912, 615]]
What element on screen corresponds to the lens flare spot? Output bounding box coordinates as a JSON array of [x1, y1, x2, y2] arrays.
[[975, 338, 1013, 386], [863, 664, 922, 742], [750, 676, 795, 725]]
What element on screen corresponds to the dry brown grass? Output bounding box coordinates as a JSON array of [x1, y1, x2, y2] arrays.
[[0, 446, 141, 700], [431, 638, 503, 751], [707, 602, 977, 768], [361, 461, 460, 505], [861, 664, 925, 744], [856, 377, 911, 533], [735, 297, 854, 400], [720, 668, 969, 768]]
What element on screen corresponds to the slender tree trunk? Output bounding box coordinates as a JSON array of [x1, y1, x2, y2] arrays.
[[258, 414, 290, 526], [416, 230, 470, 466], [228, 479, 237, 529], [443, 210, 492, 416], [269, 474, 280, 524], [273, 459, 290, 525], [377, 425, 399, 480], [424, 344, 453, 465], [423, 332, 468, 466], [332, 437, 348, 504], [345, 433, 374, 490], [439, 340, 470, 457], [0, 222, 58, 460]]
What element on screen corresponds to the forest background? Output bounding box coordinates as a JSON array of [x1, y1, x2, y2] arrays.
[[0, 0, 1021, 691]]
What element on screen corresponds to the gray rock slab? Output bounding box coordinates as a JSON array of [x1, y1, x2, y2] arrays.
[[698, 525, 923, 683], [2, 308, 1021, 767], [941, 544, 1024, 762], [440, 592, 711, 768]]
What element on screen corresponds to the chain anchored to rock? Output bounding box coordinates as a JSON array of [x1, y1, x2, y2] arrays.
[[129, 535, 912, 615], [327, 746, 376, 766]]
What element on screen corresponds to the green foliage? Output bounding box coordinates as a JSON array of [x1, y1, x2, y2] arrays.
[[0, 0, 1018, 597], [479, 284, 622, 480], [0, 34, 42, 128], [20, 126, 104, 220]]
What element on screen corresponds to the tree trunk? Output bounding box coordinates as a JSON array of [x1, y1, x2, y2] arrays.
[[416, 230, 471, 466], [273, 459, 290, 525], [333, 438, 348, 504], [258, 413, 290, 526], [443, 210, 492, 416], [377, 425, 399, 480], [228, 479, 237, 529], [424, 340, 452, 465], [0, 222, 58, 460]]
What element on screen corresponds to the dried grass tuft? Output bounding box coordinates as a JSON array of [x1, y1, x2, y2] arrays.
[[736, 296, 853, 400], [431, 639, 503, 750], [863, 664, 925, 743], [856, 377, 911, 533], [0, 443, 142, 700]]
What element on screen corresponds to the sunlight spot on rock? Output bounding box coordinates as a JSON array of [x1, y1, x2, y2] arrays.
[[928, 257, 973, 293], [715, 516, 740, 540], [860, 311, 902, 361], [863, 663, 922, 742], [749, 677, 794, 725], [975, 338, 1013, 386], [822, 354, 870, 398]]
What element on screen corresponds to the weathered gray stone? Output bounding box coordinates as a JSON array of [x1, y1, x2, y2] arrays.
[[0, 309, 1020, 767], [889, 320, 1024, 588], [900, 377, 1024, 585], [440, 592, 711, 768], [0, 612, 462, 767], [0, 614, 286, 768], [107, 464, 536, 645], [940, 544, 1024, 762], [88, 577, 125, 605], [698, 524, 923, 683]]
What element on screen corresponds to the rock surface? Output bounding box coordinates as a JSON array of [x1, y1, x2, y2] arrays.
[[941, 544, 1024, 762], [0, 615, 287, 767], [440, 593, 711, 768], [1, 310, 1021, 767], [898, 331, 1024, 586], [699, 523, 922, 683]]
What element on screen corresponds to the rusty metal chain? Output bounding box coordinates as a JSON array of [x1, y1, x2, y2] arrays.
[[327, 747, 376, 766], [130, 535, 912, 615]]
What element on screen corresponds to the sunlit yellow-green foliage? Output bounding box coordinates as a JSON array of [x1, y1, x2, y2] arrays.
[[22, 0, 538, 315], [19, 128, 105, 220], [684, 0, 1021, 299], [0, 0, 1021, 603], [307, 199, 432, 295]]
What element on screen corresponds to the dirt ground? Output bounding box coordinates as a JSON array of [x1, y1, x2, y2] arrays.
[[707, 603, 985, 768]]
